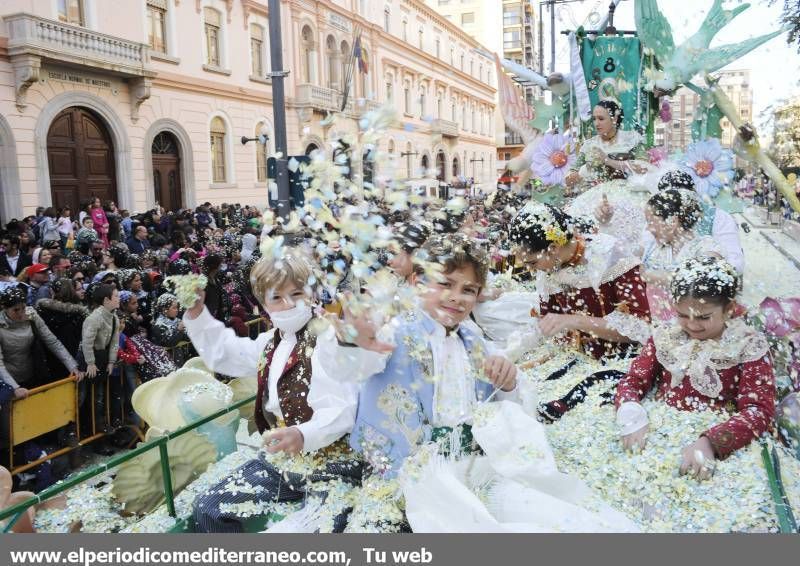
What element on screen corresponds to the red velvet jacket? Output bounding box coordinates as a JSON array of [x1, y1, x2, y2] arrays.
[[540, 266, 651, 359], [615, 338, 775, 459]]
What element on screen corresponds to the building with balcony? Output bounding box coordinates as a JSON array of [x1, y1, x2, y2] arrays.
[[654, 69, 753, 169], [427, 0, 538, 183], [0, 0, 496, 220]]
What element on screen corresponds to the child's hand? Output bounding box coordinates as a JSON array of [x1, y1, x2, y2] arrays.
[[538, 314, 575, 337], [333, 296, 394, 354], [483, 355, 517, 392], [621, 424, 649, 452], [137, 356, 145, 365], [594, 193, 614, 224], [263, 427, 304, 455], [13, 387, 29, 400], [679, 437, 716, 481]]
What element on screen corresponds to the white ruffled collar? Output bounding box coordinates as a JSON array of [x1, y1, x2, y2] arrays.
[[652, 318, 770, 398]]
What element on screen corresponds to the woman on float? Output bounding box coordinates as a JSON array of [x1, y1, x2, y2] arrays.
[[506, 202, 651, 361], [563, 100, 652, 250]]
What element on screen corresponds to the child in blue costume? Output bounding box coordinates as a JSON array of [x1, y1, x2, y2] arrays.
[[323, 233, 519, 531]]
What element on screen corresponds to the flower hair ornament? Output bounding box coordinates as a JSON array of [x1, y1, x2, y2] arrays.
[[510, 202, 572, 250]]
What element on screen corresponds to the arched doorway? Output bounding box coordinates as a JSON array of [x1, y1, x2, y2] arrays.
[[452, 156, 460, 178], [420, 154, 429, 174], [151, 131, 183, 211], [436, 150, 446, 181], [47, 107, 117, 211], [305, 143, 319, 155]]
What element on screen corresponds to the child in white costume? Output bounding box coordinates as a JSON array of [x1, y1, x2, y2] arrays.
[[183, 251, 361, 533]]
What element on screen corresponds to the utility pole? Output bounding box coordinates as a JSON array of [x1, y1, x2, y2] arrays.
[[268, 0, 291, 219], [550, 0, 556, 73]]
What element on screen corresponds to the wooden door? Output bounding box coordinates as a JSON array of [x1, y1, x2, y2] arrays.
[[47, 107, 117, 212], [151, 131, 183, 211]]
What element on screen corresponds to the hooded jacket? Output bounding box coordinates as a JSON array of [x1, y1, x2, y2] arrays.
[[0, 307, 78, 388]]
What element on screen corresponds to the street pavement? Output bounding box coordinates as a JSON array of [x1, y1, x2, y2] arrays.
[[738, 207, 800, 307]]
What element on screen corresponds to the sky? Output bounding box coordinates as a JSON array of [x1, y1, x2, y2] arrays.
[[543, 0, 800, 131]]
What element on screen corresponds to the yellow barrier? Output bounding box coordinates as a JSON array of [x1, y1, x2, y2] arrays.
[[11, 376, 77, 446], [5, 372, 143, 475]]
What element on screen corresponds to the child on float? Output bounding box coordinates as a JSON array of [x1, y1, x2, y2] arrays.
[[615, 256, 775, 480], [183, 250, 361, 533], [506, 202, 651, 361], [325, 233, 518, 530], [639, 189, 722, 320]]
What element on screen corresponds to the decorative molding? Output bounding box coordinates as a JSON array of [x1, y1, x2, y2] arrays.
[[129, 77, 152, 123], [0, 115, 23, 220], [10, 54, 41, 111], [241, 0, 269, 29], [142, 119, 197, 209], [152, 71, 273, 104]]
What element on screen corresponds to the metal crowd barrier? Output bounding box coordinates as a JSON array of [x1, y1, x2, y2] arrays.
[[4, 373, 144, 475], [0, 394, 256, 532]]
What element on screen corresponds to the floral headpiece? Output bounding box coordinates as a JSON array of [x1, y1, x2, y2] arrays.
[[511, 202, 570, 248], [670, 257, 739, 302]]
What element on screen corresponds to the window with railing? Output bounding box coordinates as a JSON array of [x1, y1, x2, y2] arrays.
[[503, 12, 521, 26], [504, 30, 521, 50]]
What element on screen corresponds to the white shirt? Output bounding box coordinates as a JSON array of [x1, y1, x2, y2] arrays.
[[183, 307, 358, 453], [429, 319, 478, 426], [265, 331, 296, 419], [6, 253, 19, 273], [711, 208, 744, 273], [56, 217, 73, 237]]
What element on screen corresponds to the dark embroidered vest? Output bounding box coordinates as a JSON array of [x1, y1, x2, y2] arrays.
[[254, 325, 318, 434]]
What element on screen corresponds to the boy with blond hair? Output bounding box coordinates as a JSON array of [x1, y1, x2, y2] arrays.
[[184, 250, 360, 533]]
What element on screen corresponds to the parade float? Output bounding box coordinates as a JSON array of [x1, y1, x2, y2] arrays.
[[1, 0, 799, 534]]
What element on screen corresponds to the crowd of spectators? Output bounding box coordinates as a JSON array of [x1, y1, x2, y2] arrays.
[[0, 200, 271, 489]]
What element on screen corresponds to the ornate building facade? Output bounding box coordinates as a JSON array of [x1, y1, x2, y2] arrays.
[[0, 0, 496, 220]]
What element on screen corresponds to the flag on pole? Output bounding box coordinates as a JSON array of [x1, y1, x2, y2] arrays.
[[354, 35, 368, 74]]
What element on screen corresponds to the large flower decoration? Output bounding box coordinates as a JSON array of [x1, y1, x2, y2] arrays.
[[530, 132, 575, 186], [680, 138, 734, 199]]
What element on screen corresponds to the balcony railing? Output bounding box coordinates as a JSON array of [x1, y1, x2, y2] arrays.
[[295, 83, 355, 113], [431, 118, 459, 138], [4, 13, 155, 115], [5, 13, 152, 76]]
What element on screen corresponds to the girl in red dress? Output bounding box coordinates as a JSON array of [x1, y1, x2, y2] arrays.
[[507, 202, 651, 360], [615, 256, 775, 480]]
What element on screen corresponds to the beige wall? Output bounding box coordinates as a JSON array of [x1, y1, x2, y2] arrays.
[[0, 0, 497, 219]]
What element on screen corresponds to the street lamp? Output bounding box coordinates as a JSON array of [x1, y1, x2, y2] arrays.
[[241, 127, 270, 146]]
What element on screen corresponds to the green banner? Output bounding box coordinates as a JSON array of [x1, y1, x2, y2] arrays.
[[580, 35, 653, 140]]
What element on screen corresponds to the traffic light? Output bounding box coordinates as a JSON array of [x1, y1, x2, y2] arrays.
[[267, 155, 311, 209]]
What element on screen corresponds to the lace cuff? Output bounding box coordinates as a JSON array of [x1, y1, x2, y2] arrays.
[[616, 402, 648, 435], [604, 310, 651, 344]]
